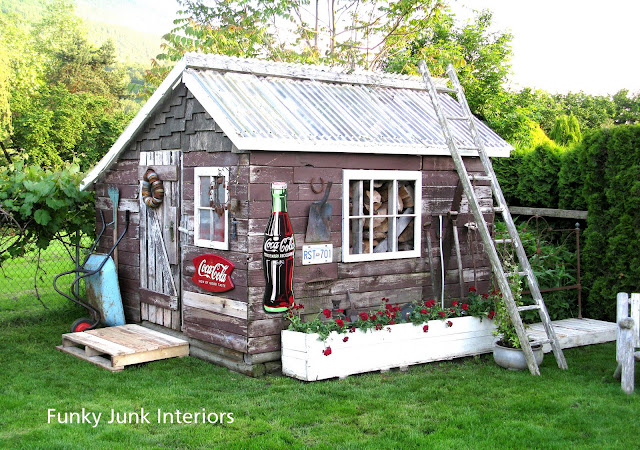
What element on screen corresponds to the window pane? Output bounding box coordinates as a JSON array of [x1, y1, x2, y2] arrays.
[[199, 209, 211, 240], [199, 176, 210, 207], [397, 215, 415, 251], [212, 209, 225, 243], [398, 181, 416, 213], [367, 215, 390, 253], [349, 218, 364, 255], [349, 180, 363, 217]]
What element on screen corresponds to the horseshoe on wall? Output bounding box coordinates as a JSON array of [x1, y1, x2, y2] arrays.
[[310, 177, 325, 194]]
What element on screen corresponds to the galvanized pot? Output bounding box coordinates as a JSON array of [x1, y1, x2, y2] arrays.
[[493, 342, 543, 370]]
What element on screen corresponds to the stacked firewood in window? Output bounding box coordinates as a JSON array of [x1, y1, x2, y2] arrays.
[[360, 181, 415, 253]]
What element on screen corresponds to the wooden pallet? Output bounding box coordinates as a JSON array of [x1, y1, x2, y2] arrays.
[[528, 318, 617, 353], [57, 324, 189, 371]]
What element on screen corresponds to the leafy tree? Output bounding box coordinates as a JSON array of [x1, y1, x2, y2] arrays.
[[0, 41, 11, 151], [383, 10, 537, 144], [611, 89, 640, 125], [552, 92, 614, 132], [550, 114, 581, 146], [2, 0, 133, 169], [148, 0, 447, 88]]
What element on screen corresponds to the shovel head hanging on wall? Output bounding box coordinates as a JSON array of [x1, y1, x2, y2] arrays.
[[305, 182, 333, 242]]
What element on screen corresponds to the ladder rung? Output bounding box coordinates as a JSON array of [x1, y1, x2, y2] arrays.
[[480, 206, 504, 214], [494, 238, 514, 244], [458, 147, 481, 151], [506, 271, 527, 278], [469, 175, 492, 182], [436, 87, 456, 94], [518, 305, 541, 312], [529, 338, 552, 347], [446, 116, 470, 121]]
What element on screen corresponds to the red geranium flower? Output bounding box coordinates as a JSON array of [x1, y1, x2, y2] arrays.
[[390, 320, 396, 325], [322, 309, 332, 318], [343, 336, 349, 342], [462, 303, 469, 311], [482, 293, 489, 299], [323, 346, 332, 356], [375, 323, 382, 330], [359, 312, 369, 321], [447, 320, 453, 327], [336, 319, 345, 328], [488, 310, 495, 319], [420, 308, 427, 314], [382, 297, 389, 303], [371, 314, 377, 321], [423, 325, 429, 333], [337, 308, 345, 314], [438, 311, 446, 317], [425, 299, 436, 308], [349, 327, 356, 333], [469, 286, 477, 293], [452, 301, 459, 307]]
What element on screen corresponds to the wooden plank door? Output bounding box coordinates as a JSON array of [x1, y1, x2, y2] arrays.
[[139, 150, 181, 330]]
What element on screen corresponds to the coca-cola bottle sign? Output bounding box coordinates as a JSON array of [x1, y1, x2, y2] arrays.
[[263, 182, 295, 313], [191, 254, 235, 293]]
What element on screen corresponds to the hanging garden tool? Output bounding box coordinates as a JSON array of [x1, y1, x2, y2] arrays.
[[305, 180, 333, 242], [107, 186, 120, 272]]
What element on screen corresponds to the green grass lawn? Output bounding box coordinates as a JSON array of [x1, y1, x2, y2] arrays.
[[1, 301, 639, 449]]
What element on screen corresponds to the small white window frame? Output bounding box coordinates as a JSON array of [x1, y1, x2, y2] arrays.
[[194, 166, 230, 250], [342, 169, 422, 263]]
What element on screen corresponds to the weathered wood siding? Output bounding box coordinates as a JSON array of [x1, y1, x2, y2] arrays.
[[180, 145, 250, 353], [245, 153, 494, 356]]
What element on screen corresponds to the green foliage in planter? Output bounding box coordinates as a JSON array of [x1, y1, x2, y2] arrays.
[[285, 295, 496, 342], [492, 266, 524, 349], [580, 125, 640, 320]]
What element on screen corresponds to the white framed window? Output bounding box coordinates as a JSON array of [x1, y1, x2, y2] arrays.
[[194, 167, 229, 250], [342, 169, 422, 262]]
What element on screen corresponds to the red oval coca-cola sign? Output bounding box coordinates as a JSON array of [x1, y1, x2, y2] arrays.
[[192, 254, 235, 293]]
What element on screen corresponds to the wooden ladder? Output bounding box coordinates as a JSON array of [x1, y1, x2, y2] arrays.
[[419, 61, 568, 375]]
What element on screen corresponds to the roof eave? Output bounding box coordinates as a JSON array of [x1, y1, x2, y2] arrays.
[[80, 59, 187, 190]]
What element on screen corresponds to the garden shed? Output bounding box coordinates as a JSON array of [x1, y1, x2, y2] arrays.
[[81, 53, 513, 375]]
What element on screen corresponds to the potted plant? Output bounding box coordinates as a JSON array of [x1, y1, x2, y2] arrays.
[[491, 270, 543, 370]]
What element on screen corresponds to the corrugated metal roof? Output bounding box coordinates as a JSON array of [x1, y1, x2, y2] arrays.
[[82, 53, 513, 190], [183, 67, 512, 157]]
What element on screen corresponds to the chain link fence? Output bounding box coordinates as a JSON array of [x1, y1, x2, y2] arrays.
[[0, 236, 88, 323]]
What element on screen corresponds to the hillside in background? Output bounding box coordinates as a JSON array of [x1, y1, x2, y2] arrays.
[[1, 0, 178, 65], [75, 0, 179, 64]]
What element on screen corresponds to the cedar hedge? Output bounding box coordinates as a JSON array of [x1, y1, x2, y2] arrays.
[[493, 125, 640, 320]]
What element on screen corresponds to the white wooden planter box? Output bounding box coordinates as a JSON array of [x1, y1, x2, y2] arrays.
[[281, 316, 496, 381]]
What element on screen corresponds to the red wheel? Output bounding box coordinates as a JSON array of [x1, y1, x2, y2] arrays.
[[70, 318, 94, 333]]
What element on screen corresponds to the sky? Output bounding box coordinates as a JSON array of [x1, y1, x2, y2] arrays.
[[88, 0, 640, 96], [453, 0, 640, 95]]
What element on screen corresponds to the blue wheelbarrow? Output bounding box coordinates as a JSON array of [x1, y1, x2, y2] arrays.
[[54, 210, 130, 333]]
